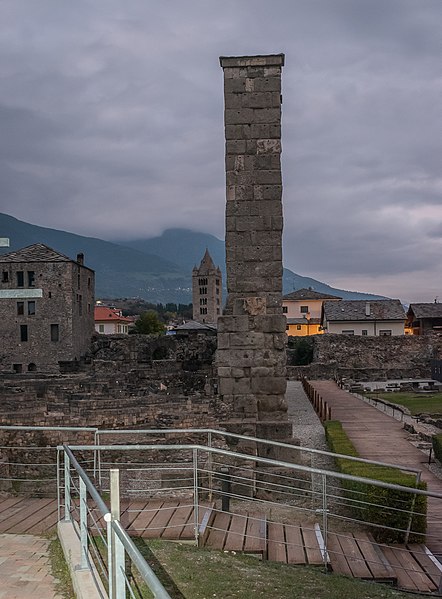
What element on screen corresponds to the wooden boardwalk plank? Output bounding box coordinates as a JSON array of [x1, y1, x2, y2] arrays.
[[285, 523, 306, 565], [243, 515, 266, 554], [129, 499, 164, 536], [224, 513, 247, 552], [161, 502, 194, 540], [121, 500, 150, 529], [142, 500, 180, 539], [381, 545, 435, 592], [337, 533, 372, 579], [267, 522, 287, 563], [26, 503, 60, 534], [302, 525, 323, 565], [355, 533, 396, 582], [0, 498, 53, 533], [0, 497, 27, 524], [327, 532, 352, 577], [205, 511, 231, 550], [408, 544, 442, 586]]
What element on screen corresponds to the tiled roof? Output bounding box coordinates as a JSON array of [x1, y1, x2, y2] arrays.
[[0, 243, 72, 263], [408, 303, 442, 319], [173, 320, 217, 331], [287, 317, 321, 325], [323, 299, 406, 322], [94, 306, 132, 323], [283, 288, 342, 301]]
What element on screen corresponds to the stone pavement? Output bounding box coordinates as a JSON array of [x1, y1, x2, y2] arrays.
[[0, 534, 63, 599]]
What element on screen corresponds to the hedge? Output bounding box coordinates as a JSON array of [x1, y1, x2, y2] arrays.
[[324, 420, 427, 543], [432, 433, 442, 464]]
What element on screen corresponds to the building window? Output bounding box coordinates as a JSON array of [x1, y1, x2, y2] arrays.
[[28, 363, 37, 372], [286, 324, 290, 331], [300, 305, 309, 313], [16, 271, 24, 287], [88, 277, 91, 288], [296, 325, 302, 330], [77, 274, 81, 289], [379, 330, 392, 336], [78, 294, 83, 315], [2, 271, 8, 283], [362, 330, 368, 336], [48, 291, 52, 298], [87, 303, 91, 313], [13, 364, 22, 373], [27, 301, 36, 316], [50, 324, 59, 342], [282, 306, 288, 314], [20, 324, 28, 342], [342, 330, 355, 335], [27, 271, 35, 287], [216, 288, 220, 295], [17, 301, 24, 316], [98, 324, 105, 333]]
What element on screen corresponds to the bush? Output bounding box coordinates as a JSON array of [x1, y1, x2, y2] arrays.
[[324, 420, 427, 543], [432, 433, 442, 463]]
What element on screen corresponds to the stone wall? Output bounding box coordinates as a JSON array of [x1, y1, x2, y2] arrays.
[[0, 334, 222, 429], [287, 333, 442, 380]]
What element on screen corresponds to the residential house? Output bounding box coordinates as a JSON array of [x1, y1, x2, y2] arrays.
[[192, 249, 222, 324], [170, 320, 217, 337], [321, 299, 406, 336], [282, 288, 342, 336], [0, 243, 95, 373], [406, 303, 442, 335], [94, 305, 132, 335]]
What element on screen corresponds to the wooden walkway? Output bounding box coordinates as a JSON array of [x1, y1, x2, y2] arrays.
[[0, 495, 441, 593], [309, 380, 442, 559]]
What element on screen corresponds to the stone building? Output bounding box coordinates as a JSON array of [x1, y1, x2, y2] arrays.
[[217, 54, 291, 442], [192, 249, 222, 324], [0, 243, 95, 373]]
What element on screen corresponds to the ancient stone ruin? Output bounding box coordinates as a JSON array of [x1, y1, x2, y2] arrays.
[[217, 54, 292, 443]]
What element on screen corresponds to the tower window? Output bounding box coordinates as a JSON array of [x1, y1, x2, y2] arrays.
[[27, 271, 35, 287], [20, 324, 28, 342], [27, 301, 36, 315], [17, 301, 24, 315], [16, 271, 24, 287], [50, 324, 60, 342]]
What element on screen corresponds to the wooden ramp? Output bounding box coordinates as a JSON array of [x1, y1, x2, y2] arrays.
[[2, 496, 442, 594]]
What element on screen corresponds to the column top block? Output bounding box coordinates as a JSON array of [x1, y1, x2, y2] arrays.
[[219, 54, 285, 69]]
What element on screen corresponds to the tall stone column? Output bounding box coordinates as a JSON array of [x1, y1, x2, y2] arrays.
[[217, 54, 291, 444]]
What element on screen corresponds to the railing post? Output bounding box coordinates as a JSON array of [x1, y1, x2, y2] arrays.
[[107, 519, 114, 599], [57, 449, 61, 524], [110, 469, 125, 598], [404, 471, 421, 544], [322, 473, 328, 571], [79, 477, 89, 570], [208, 431, 213, 501], [193, 448, 199, 543], [220, 466, 231, 513], [64, 452, 71, 522]]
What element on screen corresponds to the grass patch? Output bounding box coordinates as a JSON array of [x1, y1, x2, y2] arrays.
[[367, 392, 442, 416], [133, 539, 425, 599], [47, 536, 76, 599]]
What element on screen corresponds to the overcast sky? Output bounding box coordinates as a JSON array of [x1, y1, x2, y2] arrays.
[[0, 0, 441, 302]]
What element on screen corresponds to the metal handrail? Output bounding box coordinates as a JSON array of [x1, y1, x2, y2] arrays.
[[61, 443, 442, 499], [62, 445, 171, 599], [95, 427, 422, 475]]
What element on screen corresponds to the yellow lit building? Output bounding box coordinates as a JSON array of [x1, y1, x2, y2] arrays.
[[283, 288, 342, 336]]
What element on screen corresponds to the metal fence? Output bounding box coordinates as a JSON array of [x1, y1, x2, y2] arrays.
[[59, 441, 442, 596]]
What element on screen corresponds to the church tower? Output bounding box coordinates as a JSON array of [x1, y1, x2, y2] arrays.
[[192, 249, 222, 324]]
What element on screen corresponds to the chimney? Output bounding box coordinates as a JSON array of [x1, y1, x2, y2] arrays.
[[365, 302, 370, 317], [76, 253, 84, 266]]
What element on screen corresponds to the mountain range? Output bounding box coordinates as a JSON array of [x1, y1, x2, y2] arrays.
[[0, 212, 384, 303]]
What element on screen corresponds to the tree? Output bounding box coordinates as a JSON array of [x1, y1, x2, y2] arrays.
[[133, 310, 165, 335]]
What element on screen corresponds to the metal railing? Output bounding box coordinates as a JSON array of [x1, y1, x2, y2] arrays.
[[59, 442, 442, 596], [61, 444, 171, 599]]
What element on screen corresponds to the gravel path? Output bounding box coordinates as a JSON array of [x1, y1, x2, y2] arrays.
[[285, 380, 335, 472]]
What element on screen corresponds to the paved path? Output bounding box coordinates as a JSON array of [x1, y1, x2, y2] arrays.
[[0, 534, 63, 599], [310, 380, 442, 558]]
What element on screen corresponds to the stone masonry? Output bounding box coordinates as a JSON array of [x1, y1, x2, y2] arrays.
[[217, 55, 291, 443]]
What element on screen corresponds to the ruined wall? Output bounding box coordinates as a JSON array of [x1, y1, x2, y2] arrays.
[[287, 333, 442, 380], [0, 334, 223, 429]]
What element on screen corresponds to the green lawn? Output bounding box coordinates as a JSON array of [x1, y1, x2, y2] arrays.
[[129, 539, 425, 599], [367, 392, 442, 416]]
